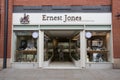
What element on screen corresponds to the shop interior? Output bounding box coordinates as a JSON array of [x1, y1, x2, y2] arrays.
[[44, 30, 80, 67]]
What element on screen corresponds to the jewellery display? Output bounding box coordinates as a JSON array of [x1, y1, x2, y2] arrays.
[[15, 36, 37, 62], [87, 33, 109, 62]]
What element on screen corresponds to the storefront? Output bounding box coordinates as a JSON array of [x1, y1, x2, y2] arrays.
[[11, 13, 113, 69]]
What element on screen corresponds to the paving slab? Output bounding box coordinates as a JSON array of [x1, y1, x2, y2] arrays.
[[0, 68, 120, 80]]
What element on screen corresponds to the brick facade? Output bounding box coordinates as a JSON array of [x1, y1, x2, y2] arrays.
[[112, 0, 120, 58], [0, 0, 5, 58], [13, 0, 111, 6], [0, 0, 120, 60], [0, 0, 13, 58]]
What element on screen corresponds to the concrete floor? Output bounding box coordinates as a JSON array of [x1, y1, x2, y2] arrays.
[[0, 68, 120, 80]]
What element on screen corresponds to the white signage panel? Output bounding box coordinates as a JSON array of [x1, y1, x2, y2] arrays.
[[13, 13, 112, 25]]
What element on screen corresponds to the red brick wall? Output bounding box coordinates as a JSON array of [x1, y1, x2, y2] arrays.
[[0, 0, 1, 57], [13, 0, 111, 6], [0, 0, 1, 32], [7, 0, 13, 58], [0, 0, 5, 58], [112, 0, 120, 58], [0, 0, 13, 58]]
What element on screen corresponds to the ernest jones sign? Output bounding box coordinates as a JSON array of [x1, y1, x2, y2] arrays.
[[42, 15, 82, 22], [13, 13, 112, 25]]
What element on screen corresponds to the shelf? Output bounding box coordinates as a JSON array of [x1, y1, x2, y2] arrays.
[[48, 49, 53, 52], [16, 50, 37, 62], [87, 50, 108, 54], [16, 50, 37, 54]]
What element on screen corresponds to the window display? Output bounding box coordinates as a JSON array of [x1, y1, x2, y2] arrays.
[[86, 31, 111, 62], [15, 31, 37, 62]]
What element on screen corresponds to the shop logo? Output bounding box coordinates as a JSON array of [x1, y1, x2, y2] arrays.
[[20, 13, 30, 24]]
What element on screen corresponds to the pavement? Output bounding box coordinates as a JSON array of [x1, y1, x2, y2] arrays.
[[0, 68, 120, 80]]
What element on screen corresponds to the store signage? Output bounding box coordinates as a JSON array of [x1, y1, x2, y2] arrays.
[[13, 13, 112, 25], [20, 13, 30, 24], [42, 15, 82, 22]]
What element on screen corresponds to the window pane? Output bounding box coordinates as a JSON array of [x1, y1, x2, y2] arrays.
[[15, 31, 37, 62], [86, 31, 111, 62]]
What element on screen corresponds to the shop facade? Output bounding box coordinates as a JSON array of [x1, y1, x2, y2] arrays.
[[11, 12, 113, 69], [1, 0, 120, 69]]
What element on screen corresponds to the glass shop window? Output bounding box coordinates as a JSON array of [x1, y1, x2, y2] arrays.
[[15, 31, 38, 62], [86, 31, 111, 62]]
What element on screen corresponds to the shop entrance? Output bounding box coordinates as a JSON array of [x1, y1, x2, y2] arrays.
[[43, 30, 81, 68]]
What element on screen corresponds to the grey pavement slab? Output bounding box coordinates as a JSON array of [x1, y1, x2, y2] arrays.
[[0, 68, 120, 80]]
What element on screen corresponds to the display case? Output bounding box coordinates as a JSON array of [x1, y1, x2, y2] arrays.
[[15, 35, 37, 62], [46, 41, 53, 60], [44, 39, 53, 61], [16, 50, 37, 62], [87, 35, 108, 62], [70, 40, 80, 61], [58, 42, 69, 53]]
